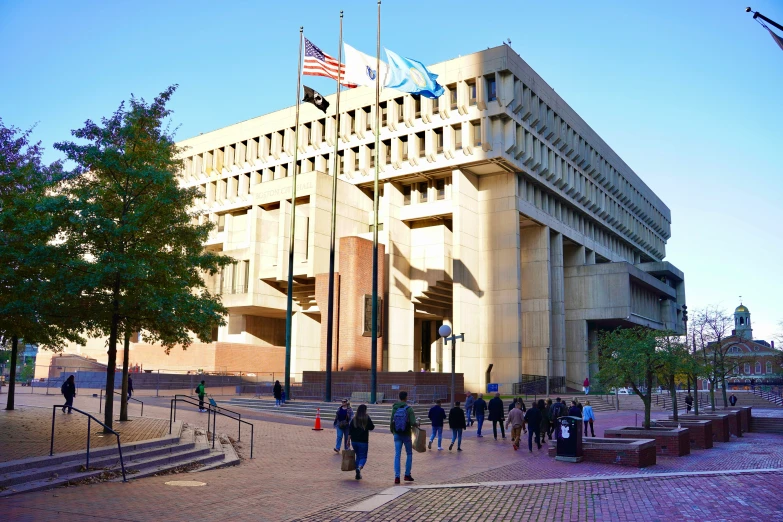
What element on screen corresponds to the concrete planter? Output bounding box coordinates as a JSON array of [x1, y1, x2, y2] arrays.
[[604, 426, 690, 456], [654, 419, 713, 449], [720, 409, 743, 437], [675, 414, 730, 442], [547, 437, 656, 467], [739, 406, 752, 433]]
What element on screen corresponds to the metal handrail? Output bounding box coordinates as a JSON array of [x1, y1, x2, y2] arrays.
[[98, 387, 144, 416], [169, 396, 254, 459], [50, 405, 127, 482]]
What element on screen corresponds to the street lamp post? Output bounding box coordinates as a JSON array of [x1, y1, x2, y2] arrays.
[[438, 325, 464, 408]]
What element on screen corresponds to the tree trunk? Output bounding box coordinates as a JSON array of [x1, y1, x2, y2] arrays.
[[643, 371, 653, 429], [670, 376, 678, 422], [709, 380, 716, 412], [104, 273, 122, 431], [5, 336, 18, 411], [721, 375, 728, 408], [120, 330, 130, 422], [693, 374, 699, 415]]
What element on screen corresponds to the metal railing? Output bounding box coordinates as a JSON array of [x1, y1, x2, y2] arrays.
[[50, 405, 127, 482], [169, 395, 254, 459], [98, 388, 144, 416], [512, 376, 566, 395]]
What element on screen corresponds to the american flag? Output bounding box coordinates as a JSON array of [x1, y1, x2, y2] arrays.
[[303, 38, 357, 88]]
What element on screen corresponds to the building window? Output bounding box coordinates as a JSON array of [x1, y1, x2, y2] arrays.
[[487, 76, 497, 102], [453, 124, 462, 149], [472, 120, 481, 147], [468, 81, 477, 106], [767, 361, 773, 374], [401, 136, 409, 160], [435, 178, 445, 200], [396, 98, 404, 120], [383, 139, 391, 165], [434, 128, 443, 153], [419, 182, 428, 203], [380, 102, 388, 127], [745, 363, 750, 374], [417, 132, 425, 158], [368, 144, 375, 169], [217, 214, 225, 233], [414, 96, 421, 118], [362, 294, 383, 337], [449, 84, 457, 110], [403, 184, 411, 205], [368, 223, 384, 233], [756, 362, 762, 374]]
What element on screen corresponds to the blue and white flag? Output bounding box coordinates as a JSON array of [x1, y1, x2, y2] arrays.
[[344, 43, 388, 88], [384, 48, 444, 99]]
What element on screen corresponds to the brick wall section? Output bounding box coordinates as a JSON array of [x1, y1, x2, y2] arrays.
[[721, 409, 743, 436], [655, 420, 713, 449], [604, 427, 690, 457], [547, 439, 657, 467], [336, 236, 384, 371], [740, 406, 752, 433], [214, 343, 285, 373], [676, 414, 730, 443], [315, 273, 340, 372], [303, 371, 463, 391]]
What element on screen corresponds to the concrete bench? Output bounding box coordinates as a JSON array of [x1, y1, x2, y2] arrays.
[[654, 419, 713, 449], [605, 426, 690, 456], [674, 414, 730, 442]]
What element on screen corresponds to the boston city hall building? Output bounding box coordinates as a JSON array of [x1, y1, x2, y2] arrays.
[[44, 45, 686, 394]]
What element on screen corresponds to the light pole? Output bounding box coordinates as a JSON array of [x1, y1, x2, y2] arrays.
[[438, 325, 464, 408], [546, 346, 551, 397]]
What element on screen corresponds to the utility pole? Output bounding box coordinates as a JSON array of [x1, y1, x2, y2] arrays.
[[439, 324, 464, 408]]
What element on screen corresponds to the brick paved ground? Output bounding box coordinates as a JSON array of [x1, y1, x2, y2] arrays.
[[2, 391, 782, 521], [0, 406, 169, 462]]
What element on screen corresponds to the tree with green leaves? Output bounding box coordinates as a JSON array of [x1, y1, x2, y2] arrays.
[[656, 334, 695, 422], [693, 306, 744, 411], [53, 86, 230, 429], [0, 119, 84, 410], [595, 326, 673, 429]]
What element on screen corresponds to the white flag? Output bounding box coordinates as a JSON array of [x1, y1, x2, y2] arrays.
[[343, 43, 388, 88]]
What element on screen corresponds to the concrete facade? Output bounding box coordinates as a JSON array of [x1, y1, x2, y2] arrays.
[[45, 45, 685, 392]]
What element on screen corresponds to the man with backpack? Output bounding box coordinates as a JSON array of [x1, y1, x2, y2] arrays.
[[550, 397, 564, 438], [195, 380, 206, 412], [427, 399, 446, 450], [472, 393, 488, 437], [390, 390, 418, 484]]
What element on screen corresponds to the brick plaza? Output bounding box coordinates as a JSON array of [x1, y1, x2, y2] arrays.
[[1, 391, 782, 521]]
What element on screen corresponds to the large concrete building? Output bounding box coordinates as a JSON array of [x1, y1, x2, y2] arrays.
[[39, 45, 686, 392]]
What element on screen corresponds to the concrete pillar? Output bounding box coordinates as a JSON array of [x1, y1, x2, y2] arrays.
[[451, 169, 481, 390], [477, 172, 522, 394], [291, 311, 321, 382], [383, 181, 414, 372], [520, 224, 551, 377], [550, 231, 566, 378], [564, 242, 588, 387]]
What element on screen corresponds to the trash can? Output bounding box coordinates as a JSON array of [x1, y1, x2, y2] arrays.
[[555, 416, 583, 462]]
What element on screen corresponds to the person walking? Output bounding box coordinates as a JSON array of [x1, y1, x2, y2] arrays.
[[576, 399, 584, 417], [568, 400, 581, 417], [506, 401, 525, 451], [428, 399, 446, 450], [127, 376, 134, 400], [464, 392, 475, 427], [685, 393, 693, 413], [273, 380, 283, 407], [196, 380, 206, 412], [544, 398, 555, 439], [550, 397, 564, 438], [473, 393, 488, 437], [390, 391, 418, 484], [729, 393, 738, 407], [582, 400, 596, 437], [349, 404, 375, 480], [524, 401, 542, 452], [539, 399, 551, 443], [583, 377, 590, 395], [448, 401, 467, 451], [488, 392, 506, 440], [61, 375, 76, 413], [333, 399, 353, 453]]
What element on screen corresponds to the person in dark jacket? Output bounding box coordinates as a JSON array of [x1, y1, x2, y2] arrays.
[[508, 397, 526, 413], [273, 380, 283, 407], [685, 393, 694, 413], [472, 394, 488, 437], [568, 400, 581, 417], [128, 376, 134, 400], [61, 375, 76, 413], [349, 404, 375, 480], [488, 392, 506, 440], [538, 399, 551, 442], [464, 392, 476, 427], [524, 402, 543, 452], [333, 399, 353, 453], [448, 401, 467, 451], [427, 400, 447, 450]]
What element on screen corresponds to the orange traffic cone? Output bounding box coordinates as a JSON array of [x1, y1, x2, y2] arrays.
[[312, 408, 323, 431]]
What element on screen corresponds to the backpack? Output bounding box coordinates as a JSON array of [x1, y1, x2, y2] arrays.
[[552, 403, 562, 420], [337, 407, 350, 428], [194, 385, 201, 395], [393, 405, 411, 434], [61, 382, 66, 394]]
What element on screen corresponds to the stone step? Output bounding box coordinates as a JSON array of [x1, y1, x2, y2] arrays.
[[750, 418, 783, 434]]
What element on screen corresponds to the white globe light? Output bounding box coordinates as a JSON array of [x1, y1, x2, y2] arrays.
[[438, 324, 452, 338]]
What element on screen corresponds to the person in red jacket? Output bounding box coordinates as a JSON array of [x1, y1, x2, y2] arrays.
[[583, 377, 590, 395]]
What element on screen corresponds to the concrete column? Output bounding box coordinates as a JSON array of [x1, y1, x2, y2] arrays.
[[291, 311, 321, 382], [383, 181, 414, 372], [520, 224, 551, 377], [550, 231, 566, 378], [477, 172, 522, 394], [566, 319, 589, 386], [451, 169, 481, 390]]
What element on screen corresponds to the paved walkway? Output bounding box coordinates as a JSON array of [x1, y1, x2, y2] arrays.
[[2, 392, 782, 521], [0, 406, 169, 462]]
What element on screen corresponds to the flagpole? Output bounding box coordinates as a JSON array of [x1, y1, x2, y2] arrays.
[[284, 26, 304, 402], [370, 0, 381, 405], [325, 12, 343, 404]]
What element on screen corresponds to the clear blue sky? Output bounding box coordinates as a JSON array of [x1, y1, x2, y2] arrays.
[[2, 1, 781, 341]]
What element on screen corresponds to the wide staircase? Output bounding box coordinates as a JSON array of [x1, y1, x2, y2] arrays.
[[0, 421, 237, 497], [226, 398, 437, 427]]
